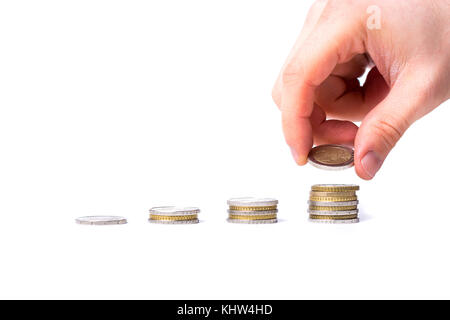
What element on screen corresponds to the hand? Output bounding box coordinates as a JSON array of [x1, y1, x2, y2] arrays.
[[272, 0, 450, 179]]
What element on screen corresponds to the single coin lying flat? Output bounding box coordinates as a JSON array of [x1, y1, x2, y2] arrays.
[[310, 191, 356, 197], [308, 144, 354, 170], [227, 197, 278, 207], [311, 184, 360, 192], [227, 218, 278, 224], [75, 216, 127, 225], [308, 218, 360, 224]]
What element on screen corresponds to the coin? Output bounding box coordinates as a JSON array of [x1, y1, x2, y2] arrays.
[[227, 197, 278, 207], [149, 206, 200, 216], [308, 144, 354, 170], [228, 206, 277, 212], [307, 209, 359, 216], [309, 196, 358, 202], [309, 214, 358, 220], [308, 218, 359, 224], [149, 214, 198, 221], [227, 209, 278, 215], [229, 213, 278, 220], [311, 184, 360, 192], [308, 200, 359, 207], [75, 216, 127, 225], [227, 218, 278, 224], [309, 205, 358, 211], [310, 191, 356, 197], [149, 219, 199, 225]]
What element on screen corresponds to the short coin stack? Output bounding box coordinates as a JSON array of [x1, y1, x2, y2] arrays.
[[308, 184, 360, 224], [149, 206, 200, 224], [227, 197, 278, 224]]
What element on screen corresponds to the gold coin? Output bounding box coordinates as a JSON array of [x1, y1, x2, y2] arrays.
[[309, 196, 358, 202], [309, 214, 358, 220], [311, 184, 360, 192], [228, 214, 277, 220], [149, 214, 198, 221], [229, 205, 277, 211], [309, 205, 358, 211], [310, 191, 356, 197]]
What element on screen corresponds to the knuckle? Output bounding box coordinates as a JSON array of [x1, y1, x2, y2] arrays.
[[317, 0, 367, 27], [281, 62, 315, 88], [371, 115, 409, 150], [281, 64, 302, 86]]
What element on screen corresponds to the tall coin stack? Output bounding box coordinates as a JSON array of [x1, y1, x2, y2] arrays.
[[308, 184, 360, 224], [149, 206, 200, 224], [227, 197, 278, 224]]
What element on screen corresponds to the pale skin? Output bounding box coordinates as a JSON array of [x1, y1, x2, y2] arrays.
[[272, 0, 450, 179]]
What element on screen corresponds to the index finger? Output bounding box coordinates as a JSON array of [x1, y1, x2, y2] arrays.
[[280, 20, 365, 164]]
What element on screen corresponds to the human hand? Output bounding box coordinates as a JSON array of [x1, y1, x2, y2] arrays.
[[272, 0, 450, 179]]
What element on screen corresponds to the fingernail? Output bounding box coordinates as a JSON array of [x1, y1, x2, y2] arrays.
[[361, 151, 383, 178]]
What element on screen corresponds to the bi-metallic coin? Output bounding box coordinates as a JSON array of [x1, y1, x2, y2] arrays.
[[308, 145, 354, 170]]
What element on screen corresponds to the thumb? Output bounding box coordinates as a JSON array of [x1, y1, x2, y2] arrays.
[[354, 69, 434, 180]]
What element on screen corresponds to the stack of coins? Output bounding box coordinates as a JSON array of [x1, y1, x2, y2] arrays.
[[308, 184, 360, 224], [149, 206, 200, 224], [227, 197, 278, 224]]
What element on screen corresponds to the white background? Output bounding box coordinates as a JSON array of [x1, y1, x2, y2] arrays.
[[0, 0, 449, 299]]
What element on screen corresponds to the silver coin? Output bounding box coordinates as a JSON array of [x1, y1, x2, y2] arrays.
[[310, 191, 357, 197], [75, 216, 127, 225], [149, 206, 200, 216], [148, 219, 199, 225], [307, 209, 359, 216], [227, 197, 278, 207], [308, 218, 359, 224], [227, 209, 278, 215], [308, 144, 354, 170], [227, 218, 278, 224], [308, 200, 359, 206]]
